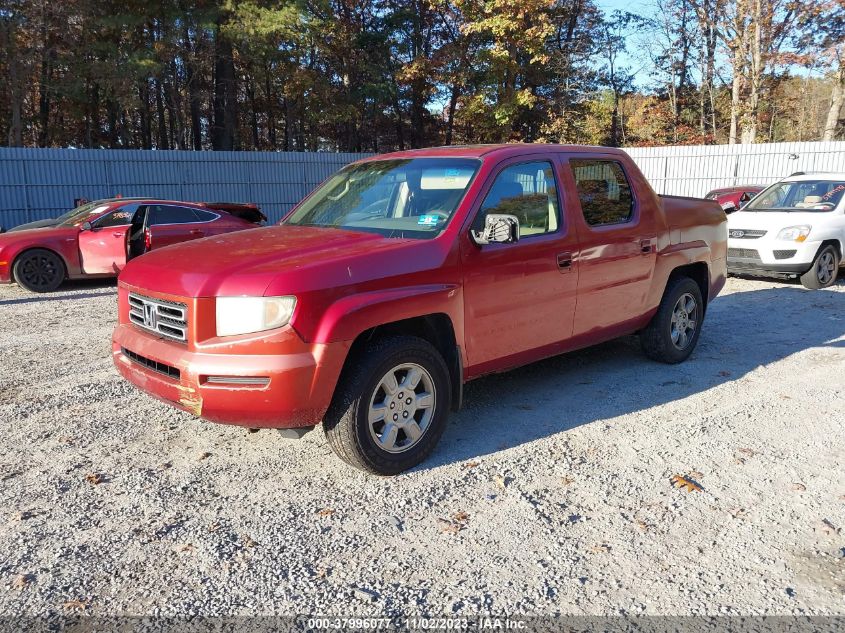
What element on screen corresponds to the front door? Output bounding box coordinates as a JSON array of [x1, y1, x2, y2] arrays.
[[460, 156, 579, 373], [78, 207, 134, 274], [561, 156, 657, 337]]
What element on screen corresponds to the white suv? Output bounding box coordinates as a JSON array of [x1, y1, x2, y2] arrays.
[[727, 172, 845, 289]]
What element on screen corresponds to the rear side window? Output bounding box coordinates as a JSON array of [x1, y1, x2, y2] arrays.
[[570, 159, 634, 226], [149, 205, 203, 225], [192, 209, 218, 222], [473, 161, 560, 238]]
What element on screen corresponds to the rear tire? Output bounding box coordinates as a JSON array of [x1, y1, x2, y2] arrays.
[[324, 335, 451, 475], [800, 245, 839, 290], [640, 276, 704, 364], [13, 248, 65, 293]]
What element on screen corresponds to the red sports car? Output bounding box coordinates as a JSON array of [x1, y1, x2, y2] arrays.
[[0, 198, 266, 292], [704, 185, 765, 213]]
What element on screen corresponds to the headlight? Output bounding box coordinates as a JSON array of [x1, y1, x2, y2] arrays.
[[776, 225, 811, 242], [215, 296, 296, 337]]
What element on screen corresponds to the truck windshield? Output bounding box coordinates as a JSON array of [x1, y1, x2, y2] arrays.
[[284, 158, 480, 238], [744, 180, 845, 212]]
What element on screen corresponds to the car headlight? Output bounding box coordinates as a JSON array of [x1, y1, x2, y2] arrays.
[[215, 296, 296, 337], [776, 225, 811, 242]]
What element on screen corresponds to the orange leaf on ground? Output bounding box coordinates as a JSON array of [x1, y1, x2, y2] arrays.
[[670, 474, 703, 493]]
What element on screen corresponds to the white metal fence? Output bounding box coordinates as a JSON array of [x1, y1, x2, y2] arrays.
[[623, 141, 845, 198]]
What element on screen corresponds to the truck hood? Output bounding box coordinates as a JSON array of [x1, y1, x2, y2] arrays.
[[119, 225, 428, 297], [728, 210, 831, 231]]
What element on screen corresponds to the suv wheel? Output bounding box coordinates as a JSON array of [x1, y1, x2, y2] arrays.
[[640, 276, 704, 364], [800, 245, 839, 290], [324, 335, 451, 475], [13, 248, 65, 293]]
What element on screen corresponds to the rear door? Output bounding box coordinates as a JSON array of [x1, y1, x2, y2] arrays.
[[460, 155, 579, 372], [78, 206, 135, 274], [146, 205, 210, 250], [561, 156, 657, 337]]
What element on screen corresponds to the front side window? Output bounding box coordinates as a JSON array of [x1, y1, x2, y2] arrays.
[[472, 161, 560, 238], [149, 205, 204, 225], [745, 180, 845, 212], [570, 159, 634, 227], [94, 205, 138, 228], [284, 158, 480, 239]]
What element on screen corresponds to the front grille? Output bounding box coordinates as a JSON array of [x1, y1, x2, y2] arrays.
[[728, 248, 761, 261], [122, 347, 181, 380], [773, 249, 797, 260], [128, 293, 187, 342], [729, 229, 767, 239]]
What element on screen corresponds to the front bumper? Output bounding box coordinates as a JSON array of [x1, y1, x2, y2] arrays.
[[112, 321, 349, 429], [727, 238, 819, 277]]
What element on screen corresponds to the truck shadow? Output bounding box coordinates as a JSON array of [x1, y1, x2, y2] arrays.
[[425, 282, 845, 470], [0, 279, 116, 306]]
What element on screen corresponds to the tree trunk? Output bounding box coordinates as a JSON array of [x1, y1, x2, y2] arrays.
[[823, 62, 844, 141], [155, 78, 169, 149], [212, 23, 237, 151]]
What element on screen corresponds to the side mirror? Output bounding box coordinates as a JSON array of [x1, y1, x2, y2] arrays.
[[80, 221, 93, 231], [471, 213, 520, 245]]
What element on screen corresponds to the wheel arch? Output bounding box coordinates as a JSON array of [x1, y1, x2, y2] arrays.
[[667, 261, 709, 311], [342, 313, 463, 412]]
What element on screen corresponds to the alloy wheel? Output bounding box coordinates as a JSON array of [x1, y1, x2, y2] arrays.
[[670, 292, 698, 351], [368, 363, 436, 454]]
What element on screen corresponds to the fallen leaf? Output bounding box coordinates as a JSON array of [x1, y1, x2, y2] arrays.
[[437, 518, 463, 534], [590, 543, 611, 553], [57, 436, 74, 445], [315, 567, 328, 579], [317, 508, 335, 517], [737, 448, 756, 457], [791, 483, 806, 491], [62, 599, 88, 611], [15, 510, 35, 521], [197, 452, 212, 461], [670, 474, 703, 493], [689, 470, 704, 479], [176, 543, 195, 553], [85, 473, 105, 485], [780, 394, 792, 400], [815, 519, 839, 536], [718, 370, 732, 377], [157, 462, 172, 471], [207, 522, 221, 533], [493, 475, 507, 490], [462, 461, 480, 470], [241, 534, 257, 548], [734, 457, 746, 465], [634, 519, 650, 532], [452, 511, 470, 523], [561, 476, 574, 486], [12, 574, 33, 590], [728, 507, 746, 519]]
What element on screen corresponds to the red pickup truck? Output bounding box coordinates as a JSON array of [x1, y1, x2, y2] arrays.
[[112, 145, 727, 474]]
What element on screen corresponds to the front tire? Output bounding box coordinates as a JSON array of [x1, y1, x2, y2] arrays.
[[800, 245, 839, 290], [640, 276, 704, 364], [324, 335, 451, 475], [13, 248, 65, 293]]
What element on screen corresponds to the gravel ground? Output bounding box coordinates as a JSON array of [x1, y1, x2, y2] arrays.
[[0, 276, 843, 618]]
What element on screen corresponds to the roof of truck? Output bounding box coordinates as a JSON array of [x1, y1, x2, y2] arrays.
[[361, 144, 629, 161], [782, 172, 845, 181]]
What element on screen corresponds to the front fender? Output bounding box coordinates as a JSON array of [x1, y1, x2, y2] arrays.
[[310, 284, 464, 346]]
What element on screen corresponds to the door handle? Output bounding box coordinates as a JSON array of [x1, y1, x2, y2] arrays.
[[640, 239, 654, 254], [113, 232, 124, 237], [189, 229, 203, 235], [557, 252, 573, 273]]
